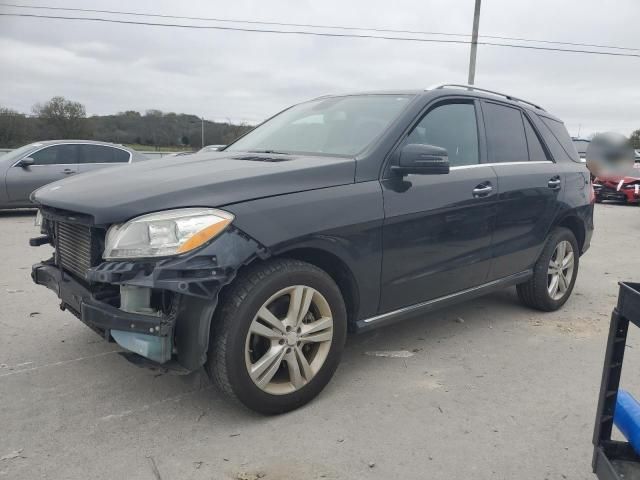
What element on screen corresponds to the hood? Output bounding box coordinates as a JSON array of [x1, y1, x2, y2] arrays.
[[33, 152, 355, 225]]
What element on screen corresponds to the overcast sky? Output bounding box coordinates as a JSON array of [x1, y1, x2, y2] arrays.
[[1, 0, 639, 137]]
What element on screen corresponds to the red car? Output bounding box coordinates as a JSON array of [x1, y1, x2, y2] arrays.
[[594, 172, 640, 204]]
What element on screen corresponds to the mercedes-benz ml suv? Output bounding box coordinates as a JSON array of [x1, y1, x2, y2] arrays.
[[30, 84, 594, 414]]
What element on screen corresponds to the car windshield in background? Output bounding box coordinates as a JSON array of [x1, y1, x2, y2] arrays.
[[226, 94, 414, 157], [0, 143, 38, 163]]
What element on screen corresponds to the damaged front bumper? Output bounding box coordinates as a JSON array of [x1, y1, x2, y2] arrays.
[[31, 228, 268, 371], [32, 262, 174, 362]]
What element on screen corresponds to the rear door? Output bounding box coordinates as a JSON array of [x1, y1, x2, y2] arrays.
[[77, 144, 131, 173], [6, 144, 79, 203], [379, 99, 498, 312], [481, 101, 561, 280]]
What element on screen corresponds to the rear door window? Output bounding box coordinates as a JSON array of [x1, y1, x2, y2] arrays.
[[406, 102, 479, 167], [79, 145, 130, 164], [29, 144, 78, 165], [482, 102, 528, 163]]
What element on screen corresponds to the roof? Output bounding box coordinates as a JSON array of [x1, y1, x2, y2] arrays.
[[312, 84, 562, 122]]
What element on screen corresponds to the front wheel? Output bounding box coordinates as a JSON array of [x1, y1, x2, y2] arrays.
[[206, 259, 347, 414], [517, 227, 579, 311]]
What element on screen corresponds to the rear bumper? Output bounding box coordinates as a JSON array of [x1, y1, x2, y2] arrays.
[[31, 262, 172, 337]]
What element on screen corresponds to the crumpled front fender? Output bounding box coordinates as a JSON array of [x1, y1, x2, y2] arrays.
[[87, 227, 270, 299], [86, 227, 270, 370]]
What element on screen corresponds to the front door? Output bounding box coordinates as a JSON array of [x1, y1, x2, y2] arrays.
[[6, 144, 79, 204], [479, 101, 561, 280], [380, 100, 498, 313]]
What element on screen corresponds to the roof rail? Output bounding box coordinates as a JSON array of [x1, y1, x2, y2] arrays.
[[426, 83, 545, 111]]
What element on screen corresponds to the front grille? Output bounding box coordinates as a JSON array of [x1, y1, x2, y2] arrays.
[[56, 222, 94, 279]]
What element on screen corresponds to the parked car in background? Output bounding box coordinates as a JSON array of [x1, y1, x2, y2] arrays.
[[30, 85, 593, 413], [594, 172, 640, 204], [197, 144, 226, 153], [0, 140, 147, 209], [167, 151, 194, 157], [572, 138, 590, 163]]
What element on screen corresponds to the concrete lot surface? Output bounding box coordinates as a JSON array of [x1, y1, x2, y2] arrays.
[[1, 204, 639, 479]]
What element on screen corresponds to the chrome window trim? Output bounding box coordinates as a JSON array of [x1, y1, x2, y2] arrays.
[[11, 142, 132, 167], [450, 160, 552, 171]]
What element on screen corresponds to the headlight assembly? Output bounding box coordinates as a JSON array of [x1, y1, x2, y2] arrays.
[[103, 208, 234, 260]]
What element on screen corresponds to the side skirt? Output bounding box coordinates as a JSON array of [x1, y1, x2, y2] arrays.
[[354, 270, 532, 332]]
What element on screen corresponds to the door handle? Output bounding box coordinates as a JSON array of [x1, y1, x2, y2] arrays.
[[548, 177, 561, 189], [63, 168, 75, 175], [472, 183, 493, 198]]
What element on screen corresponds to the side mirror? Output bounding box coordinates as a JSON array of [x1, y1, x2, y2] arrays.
[[17, 157, 35, 168], [392, 144, 450, 175]]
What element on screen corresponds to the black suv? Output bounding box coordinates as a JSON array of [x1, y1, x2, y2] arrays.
[[30, 84, 594, 414]]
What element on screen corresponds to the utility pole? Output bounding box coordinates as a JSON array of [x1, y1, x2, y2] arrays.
[[467, 0, 482, 85], [201, 117, 205, 148]]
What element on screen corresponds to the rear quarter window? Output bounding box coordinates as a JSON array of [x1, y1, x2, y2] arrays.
[[535, 114, 580, 163]]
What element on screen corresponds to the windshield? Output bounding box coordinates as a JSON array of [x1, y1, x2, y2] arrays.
[[0, 143, 40, 164], [226, 95, 414, 157]]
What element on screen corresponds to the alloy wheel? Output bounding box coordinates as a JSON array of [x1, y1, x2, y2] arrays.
[[547, 240, 575, 301], [244, 285, 334, 395]]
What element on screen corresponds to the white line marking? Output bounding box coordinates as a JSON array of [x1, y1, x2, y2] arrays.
[[0, 350, 120, 378]]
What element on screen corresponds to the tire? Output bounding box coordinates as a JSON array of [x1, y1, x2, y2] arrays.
[[517, 227, 579, 312], [206, 258, 347, 414]]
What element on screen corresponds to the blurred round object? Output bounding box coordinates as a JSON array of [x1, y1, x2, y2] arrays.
[[586, 132, 634, 176]]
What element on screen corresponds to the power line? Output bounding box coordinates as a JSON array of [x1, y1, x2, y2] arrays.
[[2, 12, 640, 59], [0, 13, 469, 45], [1, 2, 639, 53]]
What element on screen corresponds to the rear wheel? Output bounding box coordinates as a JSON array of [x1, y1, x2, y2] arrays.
[[206, 258, 347, 414], [517, 227, 579, 311]]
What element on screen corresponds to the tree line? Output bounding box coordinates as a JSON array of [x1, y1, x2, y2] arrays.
[[0, 96, 253, 149]]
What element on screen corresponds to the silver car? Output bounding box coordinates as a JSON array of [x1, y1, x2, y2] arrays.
[[197, 144, 226, 153], [0, 140, 147, 208]]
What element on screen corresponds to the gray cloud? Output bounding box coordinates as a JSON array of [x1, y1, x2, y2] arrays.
[[1, 0, 639, 136]]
